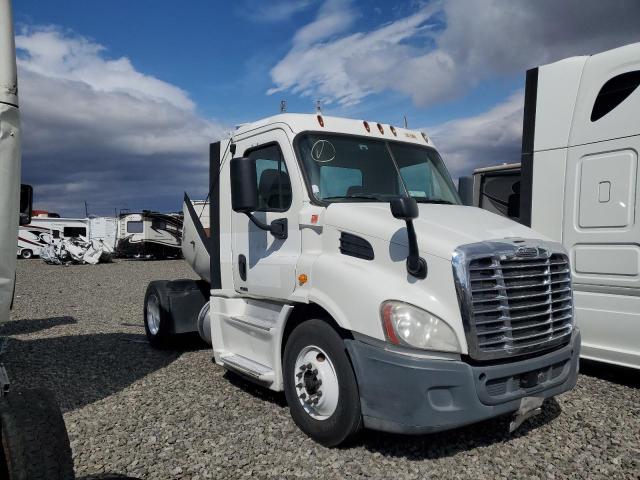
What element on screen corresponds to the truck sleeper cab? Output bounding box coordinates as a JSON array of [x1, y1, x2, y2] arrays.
[[144, 114, 580, 446]]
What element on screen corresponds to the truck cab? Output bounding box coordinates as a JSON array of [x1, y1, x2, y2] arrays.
[[461, 42, 640, 370], [146, 113, 580, 446]]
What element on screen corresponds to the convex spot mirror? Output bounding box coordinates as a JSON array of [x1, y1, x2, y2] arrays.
[[390, 196, 419, 220], [19, 184, 33, 226]]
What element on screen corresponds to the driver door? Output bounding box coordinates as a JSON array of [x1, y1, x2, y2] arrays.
[[231, 130, 301, 299]]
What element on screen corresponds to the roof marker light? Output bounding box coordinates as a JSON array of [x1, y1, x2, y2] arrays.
[[317, 115, 325, 127], [377, 123, 384, 134], [363, 121, 370, 132], [390, 125, 397, 137]]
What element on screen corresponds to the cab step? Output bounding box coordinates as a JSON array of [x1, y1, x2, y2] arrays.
[[220, 354, 274, 384]]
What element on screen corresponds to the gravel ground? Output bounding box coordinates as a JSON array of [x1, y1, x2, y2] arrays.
[[3, 259, 639, 479]]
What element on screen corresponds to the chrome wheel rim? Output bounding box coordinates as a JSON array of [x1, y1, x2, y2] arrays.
[[294, 345, 339, 420], [146, 294, 161, 335]]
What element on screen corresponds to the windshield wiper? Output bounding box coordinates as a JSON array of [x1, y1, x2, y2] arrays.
[[414, 198, 455, 205], [323, 194, 385, 202]]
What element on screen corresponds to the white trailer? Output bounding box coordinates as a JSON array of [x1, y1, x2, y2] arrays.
[[0, 0, 74, 476], [26, 216, 89, 242], [462, 43, 640, 370], [145, 113, 580, 446]]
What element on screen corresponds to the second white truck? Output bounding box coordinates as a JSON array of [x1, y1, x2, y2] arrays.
[[144, 113, 580, 446]]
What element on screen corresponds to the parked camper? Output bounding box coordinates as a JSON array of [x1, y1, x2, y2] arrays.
[[460, 43, 640, 370], [27, 216, 89, 242], [0, 0, 74, 475], [116, 211, 183, 259], [144, 113, 580, 446], [17, 224, 53, 258]]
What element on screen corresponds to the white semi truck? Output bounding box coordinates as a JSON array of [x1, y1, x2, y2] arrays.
[[145, 113, 580, 446], [0, 1, 74, 476], [461, 43, 640, 370]]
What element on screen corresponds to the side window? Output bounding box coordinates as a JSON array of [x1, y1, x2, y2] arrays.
[[63, 226, 87, 237], [127, 221, 143, 233], [246, 144, 292, 211], [591, 70, 640, 121], [319, 166, 362, 199], [52, 230, 60, 239], [151, 218, 167, 230]]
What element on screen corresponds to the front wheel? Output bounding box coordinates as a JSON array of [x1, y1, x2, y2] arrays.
[[283, 320, 362, 447], [0, 389, 74, 479], [20, 249, 33, 260]]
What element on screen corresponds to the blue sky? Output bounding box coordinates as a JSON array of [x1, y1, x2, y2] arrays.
[[12, 0, 640, 216]]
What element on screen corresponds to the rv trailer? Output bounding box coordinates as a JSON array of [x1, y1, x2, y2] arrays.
[[116, 211, 183, 259], [17, 223, 53, 258], [143, 113, 580, 446], [460, 43, 640, 370], [0, 0, 74, 476]]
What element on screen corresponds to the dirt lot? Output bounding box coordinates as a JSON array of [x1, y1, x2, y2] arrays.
[[3, 259, 639, 479]]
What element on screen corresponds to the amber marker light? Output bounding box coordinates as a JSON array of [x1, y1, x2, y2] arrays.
[[317, 115, 324, 127], [363, 121, 370, 132], [298, 274, 309, 286], [390, 125, 397, 136], [381, 303, 400, 345], [377, 123, 384, 134]]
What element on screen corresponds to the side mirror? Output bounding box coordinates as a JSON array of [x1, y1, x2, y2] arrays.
[[458, 176, 474, 206], [229, 157, 287, 240], [19, 184, 33, 226], [230, 157, 258, 213], [390, 196, 427, 279], [390, 196, 419, 220]]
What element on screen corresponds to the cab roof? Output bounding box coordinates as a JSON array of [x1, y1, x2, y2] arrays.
[[232, 113, 434, 147]]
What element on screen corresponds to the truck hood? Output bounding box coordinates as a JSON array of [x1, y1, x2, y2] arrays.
[[323, 203, 545, 260]]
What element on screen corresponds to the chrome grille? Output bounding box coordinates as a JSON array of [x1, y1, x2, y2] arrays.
[[454, 241, 574, 361]]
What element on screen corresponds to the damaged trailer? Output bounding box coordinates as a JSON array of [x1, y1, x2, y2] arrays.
[[115, 211, 183, 259]]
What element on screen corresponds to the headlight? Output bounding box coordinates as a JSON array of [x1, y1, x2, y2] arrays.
[[380, 301, 461, 353]]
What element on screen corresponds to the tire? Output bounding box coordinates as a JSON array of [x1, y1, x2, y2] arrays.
[[20, 250, 32, 260], [0, 388, 74, 480], [283, 319, 362, 447], [143, 281, 172, 347]]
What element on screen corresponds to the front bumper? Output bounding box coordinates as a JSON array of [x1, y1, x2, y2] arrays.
[[345, 330, 580, 434]]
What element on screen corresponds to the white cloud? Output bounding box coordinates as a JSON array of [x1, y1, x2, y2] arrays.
[[240, 0, 318, 23], [270, 0, 640, 107], [428, 91, 524, 177], [16, 27, 226, 217]]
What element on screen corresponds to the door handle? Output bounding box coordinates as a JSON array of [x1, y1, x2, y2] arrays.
[[238, 254, 247, 281]]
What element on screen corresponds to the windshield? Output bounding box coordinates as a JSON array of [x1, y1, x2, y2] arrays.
[[296, 133, 461, 204]]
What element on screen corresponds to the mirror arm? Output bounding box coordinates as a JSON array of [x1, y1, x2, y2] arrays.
[[404, 219, 427, 279], [244, 212, 288, 240]]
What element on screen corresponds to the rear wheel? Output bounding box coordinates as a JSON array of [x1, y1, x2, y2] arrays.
[[20, 250, 32, 260], [143, 281, 171, 347], [283, 320, 362, 447], [0, 389, 74, 479]]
